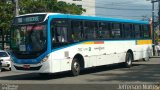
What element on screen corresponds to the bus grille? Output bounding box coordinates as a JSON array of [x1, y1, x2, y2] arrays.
[[14, 65, 42, 71]]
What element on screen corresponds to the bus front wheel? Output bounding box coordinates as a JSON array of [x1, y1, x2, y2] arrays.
[[71, 58, 81, 76]]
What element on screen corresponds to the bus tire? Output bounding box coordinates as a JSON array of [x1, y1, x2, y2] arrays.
[[71, 58, 81, 76], [124, 52, 133, 68], [0, 62, 1, 72], [0, 66, 1, 72]]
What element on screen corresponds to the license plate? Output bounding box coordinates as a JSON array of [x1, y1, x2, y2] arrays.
[[23, 65, 30, 69]]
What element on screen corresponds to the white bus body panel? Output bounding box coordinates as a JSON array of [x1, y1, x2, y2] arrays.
[[49, 40, 152, 73], [12, 40, 152, 73]]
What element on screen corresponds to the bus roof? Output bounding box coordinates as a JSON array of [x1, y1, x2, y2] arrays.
[[17, 13, 149, 24]]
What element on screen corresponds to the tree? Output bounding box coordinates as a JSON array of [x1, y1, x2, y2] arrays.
[[0, 1, 14, 34], [19, 0, 46, 14], [0, 0, 86, 33], [19, 0, 86, 15]]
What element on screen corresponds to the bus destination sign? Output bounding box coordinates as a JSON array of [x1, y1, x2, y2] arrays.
[[13, 14, 46, 24]]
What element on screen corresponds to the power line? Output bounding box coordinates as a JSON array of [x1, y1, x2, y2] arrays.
[[62, 0, 153, 11], [70, 0, 143, 5], [59, 0, 154, 20], [79, 2, 153, 19], [59, 0, 154, 18], [100, 0, 143, 5], [82, 4, 153, 11], [96, 6, 151, 11], [65, 0, 152, 8]]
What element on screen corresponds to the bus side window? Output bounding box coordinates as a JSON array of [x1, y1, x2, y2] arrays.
[[56, 27, 68, 42], [51, 20, 68, 43], [51, 26, 56, 42], [140, 25, 144, 38], [124, 24, 132, 39], [130, 24, 135, 38], [99, 22, 111, 39], [111, 23, 121, 39], [135, 25, 141, 38], [84, 21, 97, 40], [50, 19, 69, 49], [71, 20, 83, 42], [143, 25, 150, 38]]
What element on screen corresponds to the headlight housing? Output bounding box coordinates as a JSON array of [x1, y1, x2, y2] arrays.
[[41, 55, 49, 63]]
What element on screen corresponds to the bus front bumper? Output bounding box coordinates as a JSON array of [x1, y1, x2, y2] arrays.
[[11, 61, 50, 73]]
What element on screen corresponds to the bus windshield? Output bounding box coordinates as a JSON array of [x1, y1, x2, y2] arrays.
[[11, 23, 47, 53]]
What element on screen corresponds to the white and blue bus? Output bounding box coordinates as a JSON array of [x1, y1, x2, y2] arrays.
[[10, 13, 152, 76]]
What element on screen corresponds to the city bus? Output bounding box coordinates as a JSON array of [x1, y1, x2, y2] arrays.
[[10, 13, 152, 76]]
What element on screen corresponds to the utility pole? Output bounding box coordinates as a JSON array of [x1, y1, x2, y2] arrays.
[[147, 0, 156, 55], [147, 0, 160, 56], [158, 1, 160, 41], [152, 0, 156, 56], [15, 0, 19, 16]]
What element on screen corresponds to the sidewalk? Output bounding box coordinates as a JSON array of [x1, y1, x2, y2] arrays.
[[150, 51, 160, 58], [150, 56, 160, 58]]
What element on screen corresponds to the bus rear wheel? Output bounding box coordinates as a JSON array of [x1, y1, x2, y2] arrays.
[[71, 58, 81, 76], [0, 65, 1, 72], [124, 52, 133, 68]]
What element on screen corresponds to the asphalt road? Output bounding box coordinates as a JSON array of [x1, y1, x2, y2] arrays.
[[0, 57, 160, 90]]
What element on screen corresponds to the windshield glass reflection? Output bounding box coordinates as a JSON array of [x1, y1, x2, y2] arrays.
[[11, 24, 47, 52]]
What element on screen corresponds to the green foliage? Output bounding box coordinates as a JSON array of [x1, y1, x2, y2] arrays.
[[0, 0, 86, 33], [0, 1, 14, 33], [19, 0, 46, 14], [55, 1, 86, 15], [19, 0, 86, 15]]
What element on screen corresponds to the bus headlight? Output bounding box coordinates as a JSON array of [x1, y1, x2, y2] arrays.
[[41, 55, 49, 63]]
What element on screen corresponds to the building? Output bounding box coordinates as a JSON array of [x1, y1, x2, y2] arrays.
[[58, 0, 96, 16]]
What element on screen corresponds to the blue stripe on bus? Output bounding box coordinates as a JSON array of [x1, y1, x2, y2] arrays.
[[47, 18, 52, 52], [49, 14, 149, 24], [68, 15, 149, 24]]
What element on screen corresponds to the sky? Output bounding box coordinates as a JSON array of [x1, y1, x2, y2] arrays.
[[95, 0, 158, 20]]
